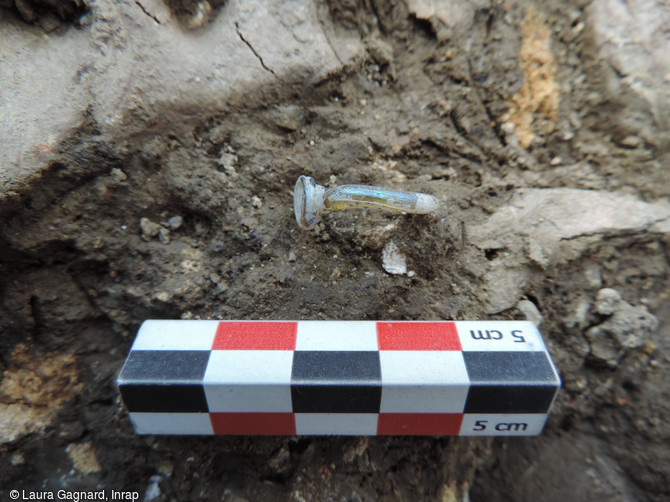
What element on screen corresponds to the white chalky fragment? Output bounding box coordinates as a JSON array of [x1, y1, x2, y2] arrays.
[[382, 242, 407, 275]]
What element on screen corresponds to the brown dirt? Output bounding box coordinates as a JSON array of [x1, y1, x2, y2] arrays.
[[0, 344, 83, 444]]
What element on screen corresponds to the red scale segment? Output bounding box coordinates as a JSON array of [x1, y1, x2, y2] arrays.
[[210, 412, 296, 435], [377, 413, 464, 435], [376, 322, 461, 351], [212, 321, 298, 350]]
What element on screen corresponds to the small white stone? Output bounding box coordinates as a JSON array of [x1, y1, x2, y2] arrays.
[[382, 241, 407, 275], [168, 215, 183, 230], [140, 217, 162, 241], [155, 292, 170, 302], [10, 453, 25, 466], [594, 288, 622, 316], [110, 168, 127, 183], [501, 121, 516, 135], [218, 152, 238, 170], [516, 299, 543, 326], [619, 135, 641, 148], [564, 297, 592, 330], [158, 227, 170, 244], [144, 476, 162, 502], [527, 237, 549, 267], [584, 264, 602, 289]]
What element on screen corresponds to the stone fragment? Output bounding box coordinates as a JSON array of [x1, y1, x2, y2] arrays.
[[404, 0, 489, 40], [140, 218, 163, 241], [585, 289, 659, 367], [470, 188, 670, 258], [469, 188, 670, 314], [516, 299, 543, 326], [587, 0, 670, 147], [144, 474, 162, 502], [154, 292, 170, 302], [619, 135, 642, 148], [564, 297, 592, 331], [584, 264, 603, 289], [586, 330, 621, 367], [265, 104, 305, 131], [268, 446, 291, 473], [593, 288, 622, 316], [66, 442, 101, 474], [479, 263, 532, 315], [527, 236, 550, 267], [109, 168, 127, 184], [158, 227, 171, 244], [168, 215, 184, 230], [382, 241, 407, 275], [218, 153, 238, 173], [10, 453, 25, 466]]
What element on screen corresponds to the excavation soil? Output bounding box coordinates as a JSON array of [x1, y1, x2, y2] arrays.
[[1, 1, 669, 501]]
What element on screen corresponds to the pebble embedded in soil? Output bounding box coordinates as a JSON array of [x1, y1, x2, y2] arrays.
[[382, 241, 407, 275], [586, 288, 659, 367], [10, 453, 25, 466], [143, 474, 162, 502], [109, 168, 127, 184], [619, 135, 642, 148], [140, 217, 171, 244], [140, 217, 163, 241], [158, 227, 171, 244], [594, 288, 622, 316], [218, 152, 238, 174], [516, 299, 543, 326], [584, 264, 603, 289], [168, 215, 184, 230]]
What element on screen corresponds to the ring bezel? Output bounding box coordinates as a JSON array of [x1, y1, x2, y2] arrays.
[[294, 175, 321, 229]]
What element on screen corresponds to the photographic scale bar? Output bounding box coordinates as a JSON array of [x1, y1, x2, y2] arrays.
[[117, 320, 561, 436]]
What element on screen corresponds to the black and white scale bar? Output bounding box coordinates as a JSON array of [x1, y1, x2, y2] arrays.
[[117, 320, 561, 436]]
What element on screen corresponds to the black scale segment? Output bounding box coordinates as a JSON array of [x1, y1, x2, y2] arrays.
[[118, 350, 211, 413], [463, 351, 559, 414], [291, 351, 382, 413]]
